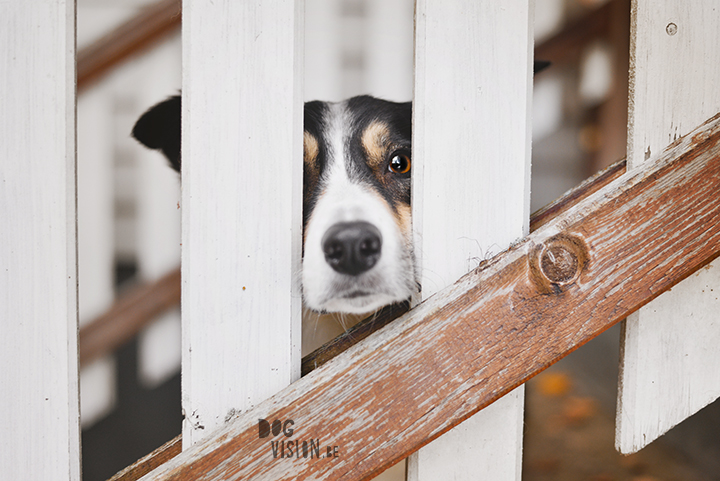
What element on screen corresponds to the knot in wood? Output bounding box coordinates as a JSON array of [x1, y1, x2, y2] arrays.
[[541, 244, 578, 283], [530, 234, 589, 293]]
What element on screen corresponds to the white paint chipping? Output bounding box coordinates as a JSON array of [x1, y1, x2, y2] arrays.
[[617, 0, 720, 454]]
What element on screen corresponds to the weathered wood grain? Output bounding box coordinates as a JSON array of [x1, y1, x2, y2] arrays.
[[109, 436, 182, 481], [138, 108, 720, 481], [105, 156, 629, 481], [616, 0, 720, 454], [301, 302, 410, 377]]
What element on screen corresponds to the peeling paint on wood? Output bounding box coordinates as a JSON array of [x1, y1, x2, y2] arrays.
[[617, 0, 720, 454], [138, 108, 720, 481], [104, 154, 636, 481]]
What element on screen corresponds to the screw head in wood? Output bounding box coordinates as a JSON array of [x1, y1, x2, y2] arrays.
[[666, 23, 678, 36]]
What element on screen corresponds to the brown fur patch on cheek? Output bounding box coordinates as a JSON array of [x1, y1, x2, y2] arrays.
[[395, 203, 412, 239], [304, 131, 320, 179], [361, 121, 390, 172], [303, 132, 322, 247], [303, 186, 327, 245], [368, 189, 412, 241]]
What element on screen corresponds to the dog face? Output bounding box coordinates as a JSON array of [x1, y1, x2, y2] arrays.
[[133, 95, 416, 315], [302, 96, 415, 313]]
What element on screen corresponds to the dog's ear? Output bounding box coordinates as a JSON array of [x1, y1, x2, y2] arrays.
[[533, 60, 551, 75], [132, 95, 181, 172]]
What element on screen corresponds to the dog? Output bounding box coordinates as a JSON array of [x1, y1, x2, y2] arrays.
[[133, 95, 416, 354], [132, 60, 550, 354]]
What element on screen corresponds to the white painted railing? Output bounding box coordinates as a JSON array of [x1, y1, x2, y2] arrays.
[[616, 0, 720, 454], [1, 2, 80, 480], [2, 1, 719, 480], [409, 2, 532, 479]]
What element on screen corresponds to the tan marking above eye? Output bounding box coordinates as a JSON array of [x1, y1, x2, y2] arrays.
[[361, 121, 391, 169]]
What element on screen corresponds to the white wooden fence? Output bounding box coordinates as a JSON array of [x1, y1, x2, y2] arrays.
[[1, 1, 718, 480], [617, 0, 720, 454], [1, 3, 80, 480]]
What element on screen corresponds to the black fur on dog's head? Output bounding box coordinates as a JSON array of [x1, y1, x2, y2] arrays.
[[131, 95, 181, 172], [133, 95, 416, 314]]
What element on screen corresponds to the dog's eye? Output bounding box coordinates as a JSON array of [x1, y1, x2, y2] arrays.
[[388, 152, 411, 174]]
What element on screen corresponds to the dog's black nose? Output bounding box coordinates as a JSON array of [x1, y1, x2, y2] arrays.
[[322, 221, 382, 275]]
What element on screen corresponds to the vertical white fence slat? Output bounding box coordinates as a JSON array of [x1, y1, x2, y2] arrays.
[[409, 1, 533, 480], [182, 0, 304, 447], [616, 0, 720, 454], [0, 1, 80, 479]]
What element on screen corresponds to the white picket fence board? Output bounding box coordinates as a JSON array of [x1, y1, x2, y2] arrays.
[[182, 0, 304, 447], [409, 1, 533, 480], [616, 0, 720, 454], [0, 1, 80, 479]]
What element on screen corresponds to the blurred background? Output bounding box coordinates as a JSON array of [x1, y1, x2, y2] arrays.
[[76, 0, 719, 479]]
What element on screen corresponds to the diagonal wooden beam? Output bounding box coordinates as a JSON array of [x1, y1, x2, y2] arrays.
[[108, 437, 181, 481], [137, 112, 720, 480], [101, 156, 628, 481], [80, 159, 626, 378], [301, 158, 627, 375]]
